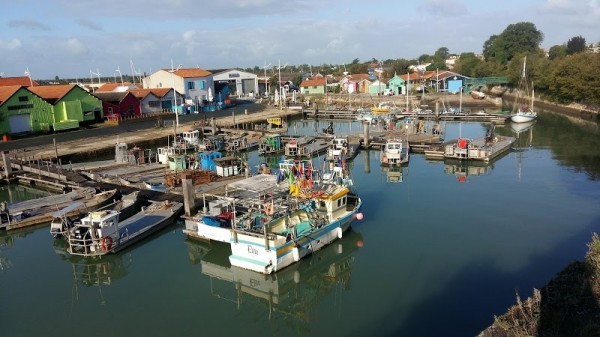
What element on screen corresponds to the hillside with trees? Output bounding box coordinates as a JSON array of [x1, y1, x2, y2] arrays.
[[246, 21, 599, 110]]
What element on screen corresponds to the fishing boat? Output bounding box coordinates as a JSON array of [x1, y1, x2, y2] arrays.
[[380, 138, 409, 166], [511, 56, 538, 123], [50, 191, 141, 239], [325, 135, 358, 163], [66, 199, 183, 256], [443, 123, 515, 163], [258, 134, 284, 155], [228, 179, 362, 274], [2, 188, 118, 231], [284, 137, 329, 159]]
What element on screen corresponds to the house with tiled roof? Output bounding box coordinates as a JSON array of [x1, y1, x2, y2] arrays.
[[0, 76, 39, 87], [94, 91, 141, 120], [0, 86, 53, 134], [128, 88, 180, 114], [142, 68, 214, 113], [300, 78, 326, 94], [29, 84, 103, 131]]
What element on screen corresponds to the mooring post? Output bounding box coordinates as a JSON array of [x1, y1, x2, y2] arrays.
[[2, 151, 12, 179], [181, 172, 195, 217], [362, 120, 370, 148], [211, 117, 217, 135], [435, 101, 440, 118]]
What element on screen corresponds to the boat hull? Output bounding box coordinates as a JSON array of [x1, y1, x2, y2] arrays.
[[511, 112, 537, 123]]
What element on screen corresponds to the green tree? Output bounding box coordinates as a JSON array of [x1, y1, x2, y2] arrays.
[[483, 22, 543, 65], [483, 35, 498, 61], [453, 53, 482, 77], [566, 35, 587, 55], [549, 53, 600, 105], [548, 45, 567, 60], [434, 47, 450, 60]]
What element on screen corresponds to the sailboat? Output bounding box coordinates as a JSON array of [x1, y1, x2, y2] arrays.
[[511, 56, 538, 123]]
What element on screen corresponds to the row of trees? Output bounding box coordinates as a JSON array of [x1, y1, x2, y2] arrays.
[[246, 22, 599, 107]]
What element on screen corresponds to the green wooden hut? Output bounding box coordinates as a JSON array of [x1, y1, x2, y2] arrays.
[[0, 86, 55, 135], [29, 84, 103, 131], [387, 75, 406, 95], [368, 80, 387, 95]]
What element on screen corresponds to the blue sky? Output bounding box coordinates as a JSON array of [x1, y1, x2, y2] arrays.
[[1, 0, 598, 79]]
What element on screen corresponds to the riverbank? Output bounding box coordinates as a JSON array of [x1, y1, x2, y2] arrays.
[[479, 233, 600, 336]]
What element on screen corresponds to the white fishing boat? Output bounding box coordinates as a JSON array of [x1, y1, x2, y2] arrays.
[[50, 191, 141, 239], [184, 159, 361, 273], [326, 135, 358, 163], [511, 56, 538, 123], [228, 182, 362, 274], [66, 199, 182, 256], [380, 138, 409, 166]]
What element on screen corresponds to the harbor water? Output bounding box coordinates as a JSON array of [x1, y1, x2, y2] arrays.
[[1, 111, 599, 336]]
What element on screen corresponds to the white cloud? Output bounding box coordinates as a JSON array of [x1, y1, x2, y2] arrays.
[[0, 38, 22, 51], [61, 38, 89, 56]]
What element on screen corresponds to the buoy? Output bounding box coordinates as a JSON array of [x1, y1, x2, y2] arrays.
[[292, 247, 300, 262], [337, 227, 343, 239], [356, 213, 364, 220], [357, 240, 364, 248], [294, 270, 301, 283], [337, 243, 343, 254]]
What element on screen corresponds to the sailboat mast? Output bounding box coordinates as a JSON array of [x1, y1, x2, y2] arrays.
[[531, 81, 535, 112]]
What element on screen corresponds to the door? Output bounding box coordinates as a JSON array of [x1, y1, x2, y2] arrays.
[[8, 114, 32, 134]]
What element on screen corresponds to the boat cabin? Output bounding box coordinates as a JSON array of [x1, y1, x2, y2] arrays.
[[181, 130, 201, 146], [214, 156, 242, 177]]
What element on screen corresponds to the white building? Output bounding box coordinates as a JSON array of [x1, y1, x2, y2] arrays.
[[209, 69, 259, 98], [142, 68, 213, 107]]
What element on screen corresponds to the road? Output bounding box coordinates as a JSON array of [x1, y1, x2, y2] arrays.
[[0, 100, 266, 152]]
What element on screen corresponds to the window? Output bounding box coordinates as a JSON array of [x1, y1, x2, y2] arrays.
[[128, 105, 134, 115], [7, 104, 33, 111], [149, 100, 160, 108], [199, 80, 205, 89], [18, 96, 28, 102], [188, 81, 195, 90], [107, 107, 113, 114]]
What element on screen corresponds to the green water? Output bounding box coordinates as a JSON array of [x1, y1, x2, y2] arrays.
[[1, 111, 599, 336]]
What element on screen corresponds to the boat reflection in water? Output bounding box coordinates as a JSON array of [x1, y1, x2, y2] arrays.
[[189, 230, 364, 322], [0, 230, 14, 271], [382, 165, 408, 183], [53, 239, 131, 304], [444, 162, 491, 183]]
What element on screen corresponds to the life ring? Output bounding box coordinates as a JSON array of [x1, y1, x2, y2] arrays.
[[100, 236, 113, 251]]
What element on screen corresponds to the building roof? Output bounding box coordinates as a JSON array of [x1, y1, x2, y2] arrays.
[[349, 74, 371, 82], [0, 85, 22, 105], [300, 78, 326, 87], [28, 84, 78, 104], [0, 76, 39, 87], [170, 68, 212, 78], [128, 88, 173, 99], [96, 82, 136, 92], [93, 91, 132, 104], [399, 71, 436, 82]]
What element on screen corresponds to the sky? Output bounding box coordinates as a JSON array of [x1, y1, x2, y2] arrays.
[[1, 0, 599, 80]]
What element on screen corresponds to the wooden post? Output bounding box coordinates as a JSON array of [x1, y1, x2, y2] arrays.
[[181, 172, 195, 216], [2, 151, 12, 179], [362, 120, 370, 148]]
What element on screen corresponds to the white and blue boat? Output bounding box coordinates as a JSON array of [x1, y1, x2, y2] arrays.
[[184, 164, 362, 274]]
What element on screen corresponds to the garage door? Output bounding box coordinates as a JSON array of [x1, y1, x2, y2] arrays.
[[8, 114, 32, 134], [242, 79, 256, 95]]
